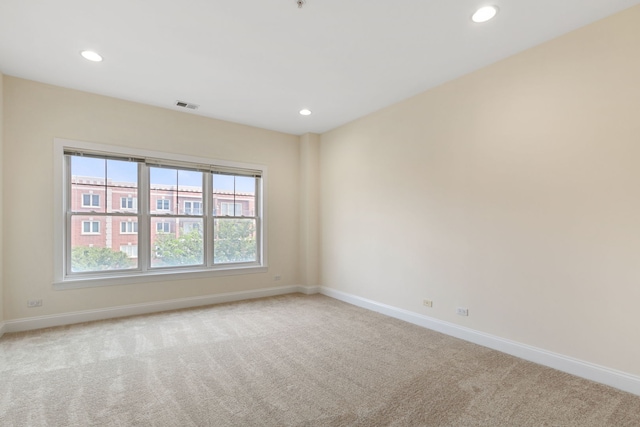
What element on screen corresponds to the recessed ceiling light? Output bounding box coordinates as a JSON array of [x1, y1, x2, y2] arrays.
[[472, 6, 499, 23], [299, 109, 312, 116], [80, 50, 103, 62]]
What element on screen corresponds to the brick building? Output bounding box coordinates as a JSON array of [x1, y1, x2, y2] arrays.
[[70, 175, 255, 262]]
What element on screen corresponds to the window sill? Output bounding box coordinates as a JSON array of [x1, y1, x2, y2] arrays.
[[53, 265, 268, 290]]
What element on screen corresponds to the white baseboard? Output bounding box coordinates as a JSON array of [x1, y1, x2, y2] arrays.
[[320, 286, 640, 397], [0, 322, 6, 339], [3, 285, 314, 334]]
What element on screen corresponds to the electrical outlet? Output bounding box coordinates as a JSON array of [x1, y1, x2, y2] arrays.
[[27, 299, 43, 308], [423, 299, 433, 308], [274, 275, 282, 281], [456, 307, 469, 316]]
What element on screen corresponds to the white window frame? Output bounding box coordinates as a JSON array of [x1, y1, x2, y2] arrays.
[[82, 193, 100, 208], [53, 138, 268, 289]]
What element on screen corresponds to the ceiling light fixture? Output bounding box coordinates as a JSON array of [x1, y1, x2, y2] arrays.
[[299, 109, 312, 116], [80, 50, 103, 62], [472, 6, 499, 23]]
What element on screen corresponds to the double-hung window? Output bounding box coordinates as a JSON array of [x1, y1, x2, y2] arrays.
[[56, 139, 266, 286]]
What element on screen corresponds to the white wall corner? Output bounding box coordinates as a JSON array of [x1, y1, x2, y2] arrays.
[[3, 285, 306, 334], [299, 133, 321, 287], [319, 286, 640, 397], [297, 285, 321, 295]]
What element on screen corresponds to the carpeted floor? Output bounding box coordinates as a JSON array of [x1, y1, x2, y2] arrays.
[[1, 293, 639, 426]]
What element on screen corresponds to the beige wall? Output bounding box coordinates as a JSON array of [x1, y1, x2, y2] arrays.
[[320, 5, 640, 376], [0, 72, 4, 324], [2, 76, 300, 320]]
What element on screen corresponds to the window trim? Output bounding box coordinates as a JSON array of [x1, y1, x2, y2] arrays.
[[53, 138, 268, 289]]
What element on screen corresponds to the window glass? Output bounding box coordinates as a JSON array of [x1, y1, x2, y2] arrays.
[[213, 174, 256, 217], [213, 218, 257, 264], [151, 218, 204, 268], [71, 216, 137, 272]]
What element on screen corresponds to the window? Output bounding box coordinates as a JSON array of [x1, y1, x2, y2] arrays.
[[156, 222, 171, 233], [56, 139, 266, 286], [156, 199, 170, 211], [219, 202, 243, 216], [213, 174, 258, 264], [120, 221, 138, 234], [121, 197, 137, 210], [82, 221, 100, 234], [82, 194, 100, 207], [120, 244, 138, 258], [183, 222, 201, 234], [184, 201, 202, 215]]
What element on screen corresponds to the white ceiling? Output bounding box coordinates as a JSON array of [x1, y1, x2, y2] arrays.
[[1, 0, 639, 136]]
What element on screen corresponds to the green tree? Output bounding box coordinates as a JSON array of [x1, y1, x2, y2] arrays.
[[71, 246, 134, 272], [214, 219, 256, 263], [154, 229, 204, 266]]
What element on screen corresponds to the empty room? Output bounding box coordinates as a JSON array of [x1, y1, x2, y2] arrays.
[[1, 0, 640, 425]]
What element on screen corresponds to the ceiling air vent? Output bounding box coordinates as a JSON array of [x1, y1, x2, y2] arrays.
[[175, 100, 199, 110]]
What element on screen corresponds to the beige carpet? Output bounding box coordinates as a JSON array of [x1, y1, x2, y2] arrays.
[[1, 294, 639, 426]]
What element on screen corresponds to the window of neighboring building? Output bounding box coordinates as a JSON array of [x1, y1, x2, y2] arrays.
[[120, 221, 138, 234], [156, 222, 171, 233], [184, 201, 202, 215], [120, 244, 138, 258], [82, 194, 100, 207], [220, 202, 243, 216], [55, 139, 266, 286], [121, 197, 137, 210], [183, 222, 201, 234], [156, 199, 170, 211], [82, 220, 100, 234]]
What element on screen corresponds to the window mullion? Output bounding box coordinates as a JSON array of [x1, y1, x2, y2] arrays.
[[203, 172, 213, 267], [65, 155, 72, 277], [139, 163, 150, 273]]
